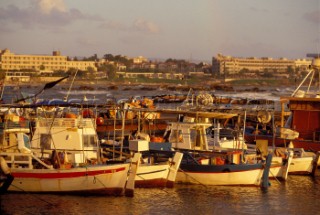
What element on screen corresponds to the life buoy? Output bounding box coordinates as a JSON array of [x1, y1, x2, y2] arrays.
[[196, 93, 213, 106], [257, 110, 271, 124]]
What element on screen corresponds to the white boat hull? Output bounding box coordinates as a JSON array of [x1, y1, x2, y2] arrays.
[[9, 164, 130, 195], [176, 168, 264, 186], [289, 157, 314, 174], [135, 164, 170, 188], [135, 152, 183, 188]]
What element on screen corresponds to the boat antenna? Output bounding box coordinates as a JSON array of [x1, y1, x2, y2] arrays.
[[64, 69, 78, 102], [316, 37, 320, 93], [291, 65, 314, 97]]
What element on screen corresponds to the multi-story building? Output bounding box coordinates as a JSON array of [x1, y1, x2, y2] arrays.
[[132, 56, 148, 64], [212, 53, 312, 76], [0, 49, 97, 72]]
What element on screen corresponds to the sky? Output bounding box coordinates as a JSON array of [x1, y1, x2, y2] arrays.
[[0, 0, 319, 62]]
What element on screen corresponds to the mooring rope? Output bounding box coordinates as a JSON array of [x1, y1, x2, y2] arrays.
[[8, 184, 56, 207]]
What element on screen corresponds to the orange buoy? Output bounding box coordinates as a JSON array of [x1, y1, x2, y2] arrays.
[[82, 109, 94, 118], [150, 136, 164, 143], [65, 113, 77, 118]]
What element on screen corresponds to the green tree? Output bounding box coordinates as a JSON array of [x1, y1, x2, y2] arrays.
[[67, 68, 79, 77], [106, 64, 117, 80], [87, 66, 95, 73], [287, 66, 295, 78], [86, 54, 98, 61], [104, 54, 115, 61], [0, 70, 6, 80]]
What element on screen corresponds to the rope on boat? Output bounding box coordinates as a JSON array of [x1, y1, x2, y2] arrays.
[[268, 169, 281, 184], [8, 184, 56, 207], [93, 176, 108, 188], [178, 168, 208, 188]]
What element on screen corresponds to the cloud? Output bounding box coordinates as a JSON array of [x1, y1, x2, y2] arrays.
[[303, 10, 320, 24], [249, 6, 269, 13], [36, 0, 66, 14], [99, 20, 128, 31], [133, 18, 160, 34], [100, 18, 160, 34], [0, 0, 101, 29], [76, 38, 99, 47]]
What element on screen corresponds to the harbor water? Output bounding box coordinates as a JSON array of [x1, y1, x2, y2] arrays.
[[1, 84, 319, 214], [1, 174, 319, 214]]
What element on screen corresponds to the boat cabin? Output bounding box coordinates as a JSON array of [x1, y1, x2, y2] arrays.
[[281, 97, 320, 142], [30, 117, 99, 164], [164, 111, 240, 151], [166, 118, 211, 151]]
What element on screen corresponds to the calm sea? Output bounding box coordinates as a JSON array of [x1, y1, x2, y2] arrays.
[[1, 84, 319, 214], [1, 174, 319, 215]]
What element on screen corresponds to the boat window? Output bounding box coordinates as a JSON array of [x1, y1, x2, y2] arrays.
[[83, 135, 96, 147]]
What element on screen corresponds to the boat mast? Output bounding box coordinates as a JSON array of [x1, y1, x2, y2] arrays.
[[291, 66, 313, 97], [64, 69, 78, 101]]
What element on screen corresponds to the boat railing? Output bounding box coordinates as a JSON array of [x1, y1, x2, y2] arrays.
[[0, 151, 54, 170], [1, 120, 30, 129], [37, 118, 94, 128], [0, 152, 33, 169]]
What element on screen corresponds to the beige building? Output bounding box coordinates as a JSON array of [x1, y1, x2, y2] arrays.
[[4, 71, 32, 82], [132, 56, 148, 64], [0, 49, 97, 72], [212, 53, 312, 76]]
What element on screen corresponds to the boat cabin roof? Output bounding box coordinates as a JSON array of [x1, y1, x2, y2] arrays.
[[156, 109, 238, 119]]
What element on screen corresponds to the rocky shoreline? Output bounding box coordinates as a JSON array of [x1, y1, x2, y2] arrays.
[[5, 77, 297, 94]]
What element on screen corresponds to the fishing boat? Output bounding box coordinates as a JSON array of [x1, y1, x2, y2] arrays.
[[99, 108, 183, 188], [152, 109, 286, 186], [176, 149, 273, 187], [129, 140, 183, 188], [0, 110, 141, 196], [244, 57, 320, 174], [252, 140, 320, 176]]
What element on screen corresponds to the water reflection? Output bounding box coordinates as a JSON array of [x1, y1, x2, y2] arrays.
[[2, 175, 318, 215]]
